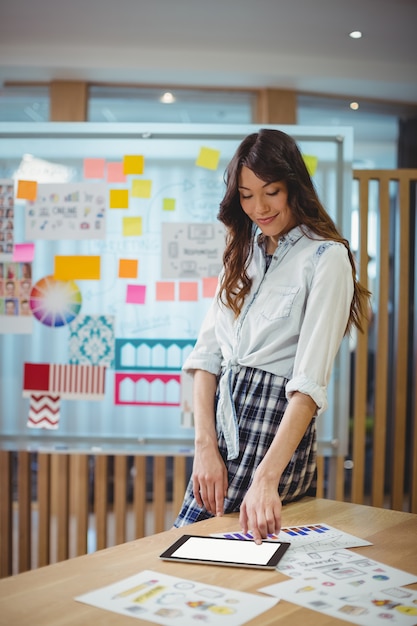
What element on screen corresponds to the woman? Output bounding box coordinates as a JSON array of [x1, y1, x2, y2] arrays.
[[174, 129, 370, 543]]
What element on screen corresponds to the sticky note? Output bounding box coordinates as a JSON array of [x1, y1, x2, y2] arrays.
[[123, 155, 144, 175], [195, 147, 220, 170], [12, 243, 35, 263], [126, 284, 146, 304], [109, 189, 129, 209], [302, 154, 318, 176], [179, 282, 199, 301], [163, 198, 176, 211], [83, 158, 106, 179], [131, 179, 152, 198], [123, 217, 142, 237], [156, 282, 175, 301], [17, 180, 38, 201], [119, 259, 138, 279], [107, 162, 126, 183], [54, 255, 101, 280], [202, 277, 218, 298]]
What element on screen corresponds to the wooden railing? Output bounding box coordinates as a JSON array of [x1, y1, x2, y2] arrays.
[[0, 447, 330, 578], [0, 450, 191, 577], [347, 169, 417, 512]]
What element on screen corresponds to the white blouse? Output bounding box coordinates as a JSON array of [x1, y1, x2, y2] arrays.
[[183, 225, 354, 459]]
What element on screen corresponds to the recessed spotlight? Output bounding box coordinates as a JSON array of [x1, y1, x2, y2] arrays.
[[160, 92, 175, 104], [349, 31, 362, 39], [350, 102, 359, 110]]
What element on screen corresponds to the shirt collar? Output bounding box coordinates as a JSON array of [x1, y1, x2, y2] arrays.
[[256, 224, 305, 250]]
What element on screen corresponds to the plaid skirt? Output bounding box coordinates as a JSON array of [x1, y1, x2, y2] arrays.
[[173, 365, 317, 527]]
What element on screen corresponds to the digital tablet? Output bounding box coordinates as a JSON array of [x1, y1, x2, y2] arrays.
[[159, 534, 290, 569]]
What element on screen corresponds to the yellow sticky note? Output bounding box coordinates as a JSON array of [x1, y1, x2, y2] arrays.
[[109, 189, 129, 209], [195, 146, 220, 170], [54, 255, 101, 280], [123, 155, 144, 175], [17, 180, 38, 201], [131, 179, 152, 198], [119, 259, 138, 279], [123, 217, 142, 237], [163, 198, 176, 211], [302, 154, 318, 177]]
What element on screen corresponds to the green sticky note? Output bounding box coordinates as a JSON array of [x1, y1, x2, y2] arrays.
[[163, 198, 176, 211]]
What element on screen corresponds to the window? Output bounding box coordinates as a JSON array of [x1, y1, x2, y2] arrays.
[[0, 86, 49, 122], [88, 86, 255, 124]]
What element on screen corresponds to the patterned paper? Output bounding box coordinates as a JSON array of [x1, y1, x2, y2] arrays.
[[115, 338, 195, 371], [27, 394, 60, 429], [23, 363, 106, 400], [115, 373, 181, 406], [68, 315, 115, 368]]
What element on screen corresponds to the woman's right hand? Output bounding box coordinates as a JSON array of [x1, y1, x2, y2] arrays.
[[192, 442, 228, 516]]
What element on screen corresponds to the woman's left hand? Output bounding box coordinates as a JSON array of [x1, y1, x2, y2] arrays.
[[239, 480, 282, 544]]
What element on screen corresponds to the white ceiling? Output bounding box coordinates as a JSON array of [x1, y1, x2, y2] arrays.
[[1, 0, 417, 104]]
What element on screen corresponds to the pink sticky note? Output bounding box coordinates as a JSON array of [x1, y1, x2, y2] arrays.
[[83, 158, 106, 179], [202, 277, 218, 298], [12, 243, 35, 263], [179, 282, 198, 301], [156, 281, 175, 301], [107, 162, 126, 183], [126, 284, 146, 304]]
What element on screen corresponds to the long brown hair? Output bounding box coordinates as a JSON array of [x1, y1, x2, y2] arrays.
[[217, 128, 370, 334]]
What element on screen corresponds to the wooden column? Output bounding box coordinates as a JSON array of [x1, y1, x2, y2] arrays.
[[0, 451, 13, 577], [49, 80, 88, 121], [254, 88, 297, 124]]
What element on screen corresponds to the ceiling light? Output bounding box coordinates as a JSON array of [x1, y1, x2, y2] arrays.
[[350, 102, 359, 110], [160, 92, 175, 104], [349, 31, 362, 39]]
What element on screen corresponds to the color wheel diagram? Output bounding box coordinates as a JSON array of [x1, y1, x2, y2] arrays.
[[30, 274, 82, 327]]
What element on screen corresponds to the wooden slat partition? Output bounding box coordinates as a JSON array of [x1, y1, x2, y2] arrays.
[[153, 457, 167, 534], [0, 451, 194, 577], [372, 177, 390, 508], [316, 455, 324, 498], [352, 169, 417, 512], [351, 176, 370, 504], [133, 456, 146, 538], [37, 453, 50, 567], [70, 455, 89, 557], [17, 451, 31, 573], [94, 455, 108, 550], [0, 451, 12, 578], [114, 455, 127, 546]]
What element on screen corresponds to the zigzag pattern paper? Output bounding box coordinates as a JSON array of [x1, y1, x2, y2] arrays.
[[27, 394, 60, 429]]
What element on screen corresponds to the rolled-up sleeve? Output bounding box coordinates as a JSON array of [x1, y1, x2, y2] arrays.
[[182, 296, 223, 376], [286, 243, 353, 414]]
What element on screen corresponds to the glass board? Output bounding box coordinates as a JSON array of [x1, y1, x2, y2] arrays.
[[0, 122, 353, 455]]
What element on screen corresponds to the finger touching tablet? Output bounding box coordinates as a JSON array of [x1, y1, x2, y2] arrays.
[[160, 535, 290, 569]]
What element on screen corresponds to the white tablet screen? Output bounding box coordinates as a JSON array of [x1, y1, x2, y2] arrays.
[[170, 536, 281, 566]]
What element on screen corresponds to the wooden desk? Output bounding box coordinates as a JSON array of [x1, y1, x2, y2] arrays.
[[0, 498, 416, 625]]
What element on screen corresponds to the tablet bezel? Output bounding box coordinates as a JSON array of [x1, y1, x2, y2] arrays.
[[159, 534, 290, 569]]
